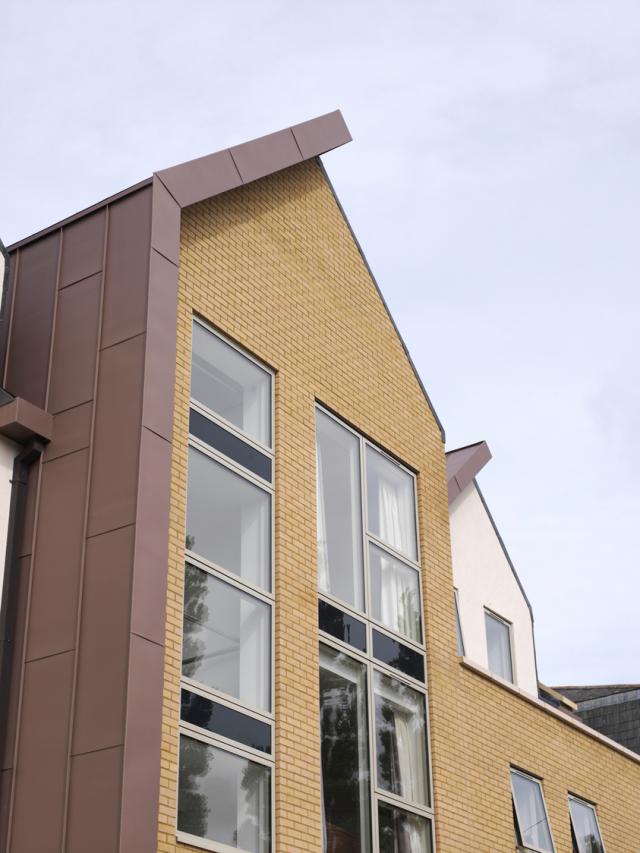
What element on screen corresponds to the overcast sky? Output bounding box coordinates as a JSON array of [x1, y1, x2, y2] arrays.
[[3, 1, 639, 686]]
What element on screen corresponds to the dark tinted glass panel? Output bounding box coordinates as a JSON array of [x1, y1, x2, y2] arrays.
[[319, 600, 367, 652], [181, 689, 271, 754], [372, 630, 425, 682], [190, 408, 272, 482]]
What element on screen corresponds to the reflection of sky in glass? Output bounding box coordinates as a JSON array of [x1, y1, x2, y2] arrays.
[[178, 736, 270, 853]]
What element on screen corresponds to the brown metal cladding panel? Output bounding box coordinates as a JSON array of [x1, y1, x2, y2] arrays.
[[87, 333, 145, 537], [66, 747, 123, 853], [43, 402, 92, 463], [5, 233, 59, 407], [26, 449, 89, 662], [1, 556, 30, 772], [17, 464, 38, 558], [230, 127, 302, 184], [151, 177, 180, 265], [10, 650, 74, 853], [118, 634, 163, 853], [101, 187, 152, 350], [0, 768, 10, 851], [156, 148, 242, 209], [48, 273, 101, 414], [142, 250, 178, 441], [72, 525, 135, 755], [131, 429, 171, 645], [59, 209, 106, 289], [291, 110, 352, 158]]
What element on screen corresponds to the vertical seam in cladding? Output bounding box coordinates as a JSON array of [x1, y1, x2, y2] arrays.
[[59, 205, 109, 852], [117, 186, 153, 853]]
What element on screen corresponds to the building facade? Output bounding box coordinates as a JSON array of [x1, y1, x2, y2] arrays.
[[0, 112, 638, 853]]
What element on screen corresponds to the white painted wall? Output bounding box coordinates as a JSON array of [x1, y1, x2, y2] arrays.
[[449, 481, 538, 695], [0, 436, 18, 608]]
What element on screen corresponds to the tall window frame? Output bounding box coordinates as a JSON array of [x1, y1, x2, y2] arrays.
[[316, 405, 426, 659], [178, 317, 276, 853], [316, 405, 434, 853]]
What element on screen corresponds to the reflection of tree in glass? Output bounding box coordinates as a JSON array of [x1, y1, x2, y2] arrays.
[[182, 564, 209, 679], [239, 761, 270, 850], [320, 668, 365, 851], [178, 737, 211, 839], [399, 587, 420, 642], [581, 834, 603, 853], [186, 533, 196, 551], [376, 695, 401, 795]]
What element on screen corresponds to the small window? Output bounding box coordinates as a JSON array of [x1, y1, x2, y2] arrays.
[[485, 610, 513, 683], [182, 563, 271, 712], [366, 445, 417, 561], [569, 797, 605, 853], [191, 320, 272, 447], [369, 543, 422, 643], [186, 447, 271, 591], [178, 734, 271, 853], [374, 671, 430, 807], [511, 770, 555, 852], [454, 589, 464, 656]]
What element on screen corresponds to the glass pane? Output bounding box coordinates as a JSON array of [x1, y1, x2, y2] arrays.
[[319, 645, 371, 853], [316, 411, 364, 611], [511, 772, 554, 852], [369, 544, 422, 643], [190, 409, 272, 481], [186, 446, 271, 591], [366, 446, 417, 560], [372, 630, 425, 682], [374, 671, 429, 806], [485, 612, 513, 683], [178, 735, 270, 853], [182, 564, 271, 712], [319, 600, 367, 653], [378, 802, 432, 853], [570, 799, 604, 853], [191, 321, 271, 447], [181, 690, 271, 754]]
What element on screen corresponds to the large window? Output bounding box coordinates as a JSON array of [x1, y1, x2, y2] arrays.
[[178, 319, 274, 853], [316, 408, 422, 647], [511, 769, 555, 853], [317, 407, 433, 853], [569, 797, 605, 853]]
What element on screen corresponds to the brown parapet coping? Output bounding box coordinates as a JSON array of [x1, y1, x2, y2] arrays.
[[0, 397, 53, 444], [460, 657, 640, 765], [446, 440, 492, 504], [156, 109, 352, 210]]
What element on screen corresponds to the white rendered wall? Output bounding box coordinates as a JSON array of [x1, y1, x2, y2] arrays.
[[449, 481, 538, 695], [0, 435, 18, 608]]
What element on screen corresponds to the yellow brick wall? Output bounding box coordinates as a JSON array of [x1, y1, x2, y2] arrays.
[[157, 158, 640, 853]]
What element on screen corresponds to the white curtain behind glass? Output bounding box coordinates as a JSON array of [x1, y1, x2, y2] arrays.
[[379, 480, 413, 558], [512, 773, 554, 852], [376, 549, 420, 642], [316, 440, 330, 594]]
